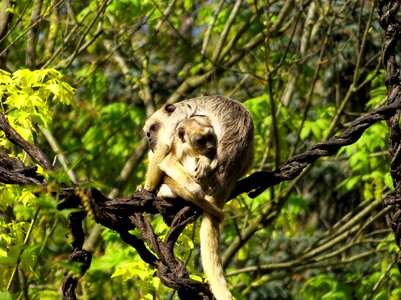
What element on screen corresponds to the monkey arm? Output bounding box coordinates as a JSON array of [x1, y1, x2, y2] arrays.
[[144, 143, 171, 191], [144, 118, 184, 191], [160, 154, 224, 222]]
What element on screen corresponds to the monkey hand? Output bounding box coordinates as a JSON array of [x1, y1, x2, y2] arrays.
[[187, 182, 206, 201], [194, 157, 213, 180]]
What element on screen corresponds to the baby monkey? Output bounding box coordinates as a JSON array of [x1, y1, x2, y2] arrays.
[[157, 115, 224, 222]]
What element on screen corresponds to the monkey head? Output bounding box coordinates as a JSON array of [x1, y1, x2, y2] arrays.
[[143, 104, 176, 151], [177, 116, 217, 159], [191, 129, 217, 158]]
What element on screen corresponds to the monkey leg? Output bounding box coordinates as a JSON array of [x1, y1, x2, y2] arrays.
[[160, 156, 224, 222], [163, 177, 224, 222], [160, 153, 204, 196]]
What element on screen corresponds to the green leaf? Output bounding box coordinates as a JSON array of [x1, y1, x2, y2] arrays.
[[384, 172, 394, 189]]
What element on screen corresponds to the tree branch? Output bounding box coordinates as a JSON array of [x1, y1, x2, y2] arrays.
[[378, 0, 401, 274], [231, 101, 401, 199]]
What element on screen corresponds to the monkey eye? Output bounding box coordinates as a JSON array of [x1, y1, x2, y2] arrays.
[[195, 137, 207, 145]]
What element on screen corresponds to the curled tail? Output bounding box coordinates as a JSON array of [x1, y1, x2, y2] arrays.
[[200, 213, 232, 300]]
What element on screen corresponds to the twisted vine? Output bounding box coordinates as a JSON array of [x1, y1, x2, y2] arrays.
[[378, 0, 401, 273]]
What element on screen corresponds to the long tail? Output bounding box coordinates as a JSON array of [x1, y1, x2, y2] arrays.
[[200, 213, 232, 300]]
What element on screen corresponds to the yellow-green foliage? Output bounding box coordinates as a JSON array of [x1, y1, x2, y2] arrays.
[[0, 69, 74, 147], [0, 69, 74, 294]]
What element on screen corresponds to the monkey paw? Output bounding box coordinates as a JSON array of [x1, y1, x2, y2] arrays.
[[194, 159, 212, 180], [187, 182, 205, 200]]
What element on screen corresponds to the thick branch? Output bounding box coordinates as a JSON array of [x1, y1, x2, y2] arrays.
[[232, 101, 401, 199]]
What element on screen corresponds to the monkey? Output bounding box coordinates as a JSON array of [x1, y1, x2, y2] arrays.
[[143, 96, 254, 300], [143, 102, 196, 191], [157, 115, 224, 222]]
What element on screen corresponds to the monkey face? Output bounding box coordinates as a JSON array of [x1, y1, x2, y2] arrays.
[[176, 116, 217, 158], [143, 104, 177, 151], [191, 131, 217, 158], [146, 122, 160, 151]]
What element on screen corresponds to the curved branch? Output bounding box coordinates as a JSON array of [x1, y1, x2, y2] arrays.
[[232, 101, 401, 199]]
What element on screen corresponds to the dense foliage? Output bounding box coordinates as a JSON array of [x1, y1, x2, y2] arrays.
[[1, 0, 400, 299]]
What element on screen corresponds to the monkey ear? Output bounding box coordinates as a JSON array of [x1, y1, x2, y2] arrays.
[[164, 104, 176, 114], [178, 127, 186, 142]]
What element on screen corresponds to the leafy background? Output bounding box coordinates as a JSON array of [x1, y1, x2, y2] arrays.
[[0, 0, 400, 299]]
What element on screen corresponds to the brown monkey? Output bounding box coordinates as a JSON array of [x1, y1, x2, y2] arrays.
[[143, 96, 254, 300], [157, 115, 223, 222]]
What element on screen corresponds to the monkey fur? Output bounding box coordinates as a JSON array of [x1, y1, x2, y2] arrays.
[[157, 115, 224, 222], [143, 96, 254, 300]]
